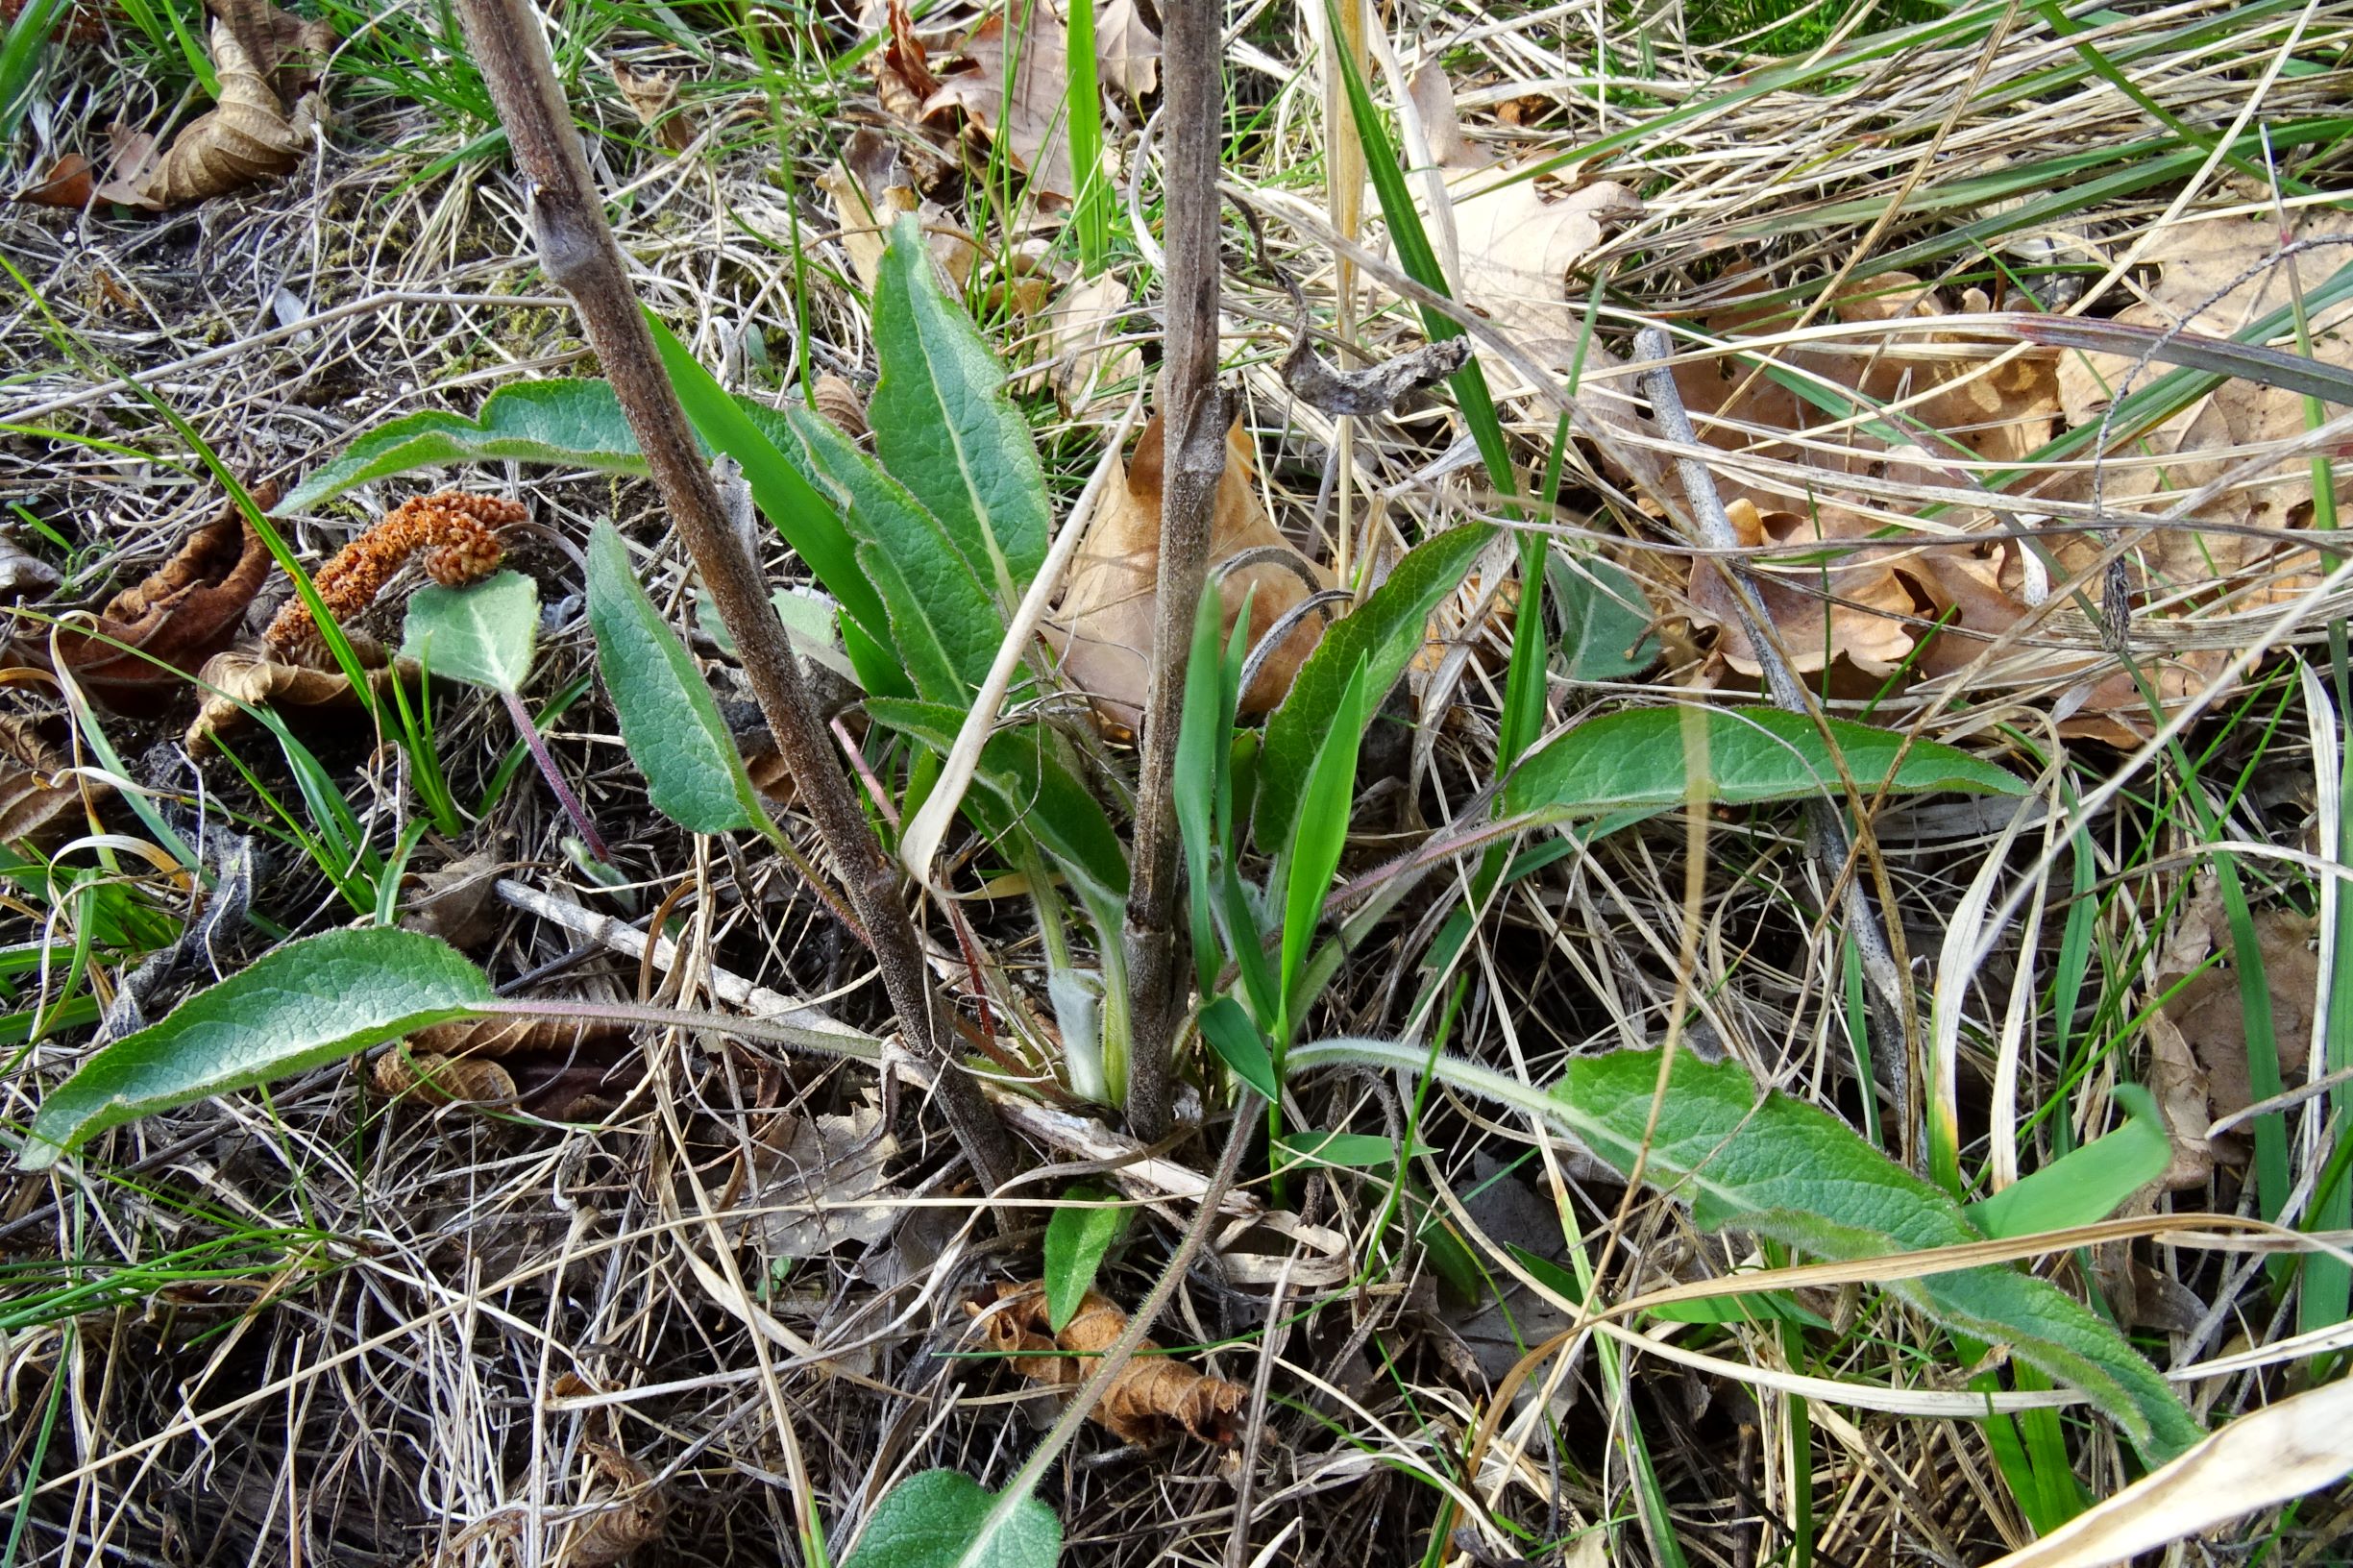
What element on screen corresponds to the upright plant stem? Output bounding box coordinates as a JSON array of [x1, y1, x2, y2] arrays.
[[452, 0, 1017, 1193], [1122, 0, 1232, 1140]]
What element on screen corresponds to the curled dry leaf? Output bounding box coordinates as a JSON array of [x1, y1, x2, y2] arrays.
[[94, 15, 329, 209], [264, 489, 516, 651], [922, 3, 1075, 206], [815, 128, 977, 293], [184, 643, 411, 750], [747, 1102, 907, 1261], [12, 154, 96, 208], [1688, 500, 1919, 678], [561, 1441, 668, 1567], [396, 851, 506, 948], [0, 531, 61, 599], [0, 713, 89, 845], [867, 0, 943, 123], [1033, 271, 1140, 411], [967, 1282, 1244, 1446], [1407, 63, 1640, 358], [611, 61, 696, 153], [372, 1016, 637, 1121], [2158, 905, 2317, 1141], [1049, 416, 1331, 735], [812, 373, 870, 440], [41, 488, 273, 713]]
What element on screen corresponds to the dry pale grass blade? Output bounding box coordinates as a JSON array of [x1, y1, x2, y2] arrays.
[[1986, 1377, 2353, 1568]]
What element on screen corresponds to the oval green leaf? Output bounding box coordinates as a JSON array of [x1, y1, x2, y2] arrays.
[[282, 380, 646, 513], [586, 520, 773, 837], [869, 214, 1051, 603], [1043, 1182, 1124, 1334], [1505, 706, 2025, 817], [22, 928, 494, 1169], [845, 1468, 1060, 1568], [400, 569, 538, 695]]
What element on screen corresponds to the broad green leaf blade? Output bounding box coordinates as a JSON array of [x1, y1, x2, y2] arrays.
[[1198, 996, 1279, 1101], [1256, 525, 1493, 850], [1967, 1086, 2170, 1239], [585, 521, 772, 837], [1643, 1291, 1835, 1330], [400, 569, 538, 695], [1552, 551, 1659, 681], [1043, 1182, 1124, 1334], [22, 929, 493, 1168], [845, 1468, 1060, 1568], [1505, 707, 2026, 817], [282, 381, 647, 512], [782, 404, 1003, 696], [870, 214, 1051, 602], [1277, 1130, 1435, 1169], [646, 314, 894, 653], [865, 699, 1128, 903], [1556, 1048, 2202, 1462], [1279, 656, 1371, 1025]]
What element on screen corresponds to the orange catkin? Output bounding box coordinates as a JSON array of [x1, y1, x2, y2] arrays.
[[265, 490, 520, 650]]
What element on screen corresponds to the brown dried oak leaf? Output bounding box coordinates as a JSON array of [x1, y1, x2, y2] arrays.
[[967, 1282, 1244, 1446], [1050, 415, 1329, 736], [42, 487, 273, 713], [95, 4, 332, 209]]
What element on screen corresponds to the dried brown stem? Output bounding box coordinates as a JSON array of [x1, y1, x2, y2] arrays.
[[453, 0, 1016, 1193], [1122, 0, 1233, 1141]]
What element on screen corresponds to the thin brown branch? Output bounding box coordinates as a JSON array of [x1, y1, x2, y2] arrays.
[[452, 0, 1016, 1193], [1122, 0, 1233, 1141]]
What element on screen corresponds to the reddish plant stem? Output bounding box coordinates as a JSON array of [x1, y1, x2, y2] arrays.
[[500, 686, 612, 864]]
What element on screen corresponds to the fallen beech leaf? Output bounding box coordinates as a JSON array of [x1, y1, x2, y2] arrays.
[[43, 488, 273, 713], [207, 0, 336, 102], [0, 530, 60, 599], [922, 5, 1075, 206], [94, 20, 323, 209], [396, 851, 506, 948], [1049, 416, 1330, 734], [966, 1281, 1244, 1446], [611, 61, 696, 153], [0, 714, 88, 845], [1408, 63, 1640, 355], [12, 153, 95, 208], [749, 1102, 906, 1260]]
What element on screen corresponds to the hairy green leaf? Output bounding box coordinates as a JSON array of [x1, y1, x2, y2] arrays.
[[1557, 1049, 2202, 1461], [585, 521, 772, 837], [1505, 707, 2026, 816], [1043, 1182, 1124, 1334], [845, 1468, 1060, 1568], [282, 380, 647, 512], [400, 570, 537, 695], [1256, 525, 1493, 850], [781, 405, 1003, 698], [1967, 1086, 2169, 1239], [869, 215, 1050, 603], [22, 929, 493, 1168], [1552, 551, 1659, 681]]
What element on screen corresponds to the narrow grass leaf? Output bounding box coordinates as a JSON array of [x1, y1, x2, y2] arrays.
[[585, 521, 772, 837], [22, 929, 493, 1169], [869, 214, 1050, 603], [1198, 996, 1278, 1101], [1280, 656, 1371, 1025], [1277, 1130, 1434, 1169], [1043, 1182, 1123, 1333], [1506, 707, 2025, 816], [1256, 525, 1490, 850], [844, 1467, 1059, 1568], [400, 570, 536, 695], [1174, 581, 1230, 994], [1967, 1087, 2169, 1240]]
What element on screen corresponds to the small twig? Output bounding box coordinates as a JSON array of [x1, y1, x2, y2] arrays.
[[501, 687, 611, 864], [453, 0, 1015, 1193], [1121, 0, 1233, 1141], [1633, 328, 1918, 1156]]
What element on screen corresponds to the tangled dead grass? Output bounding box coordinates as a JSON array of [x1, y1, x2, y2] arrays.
[[0, 0, 2350, 1562]]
